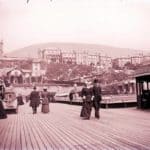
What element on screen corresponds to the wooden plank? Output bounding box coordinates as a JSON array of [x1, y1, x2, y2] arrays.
[[24, 115, 40, 150], [37, 116, 74, 149], [0, 103, 150, 150], [20, 115, 27, 150], [5, 117, 17, 150], [33, 115, 59, 149], [50, 107, 127, 149], [28, 115, 47, 150], [21, 115, 34, 150], [9, 115, 17, 150], [0, 117, 12, 150], [15, 114, 22, 150], [51, 104, 150, 149]]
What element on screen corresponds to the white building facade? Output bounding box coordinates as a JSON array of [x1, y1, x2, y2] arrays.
[[39, 48, 112, 68]]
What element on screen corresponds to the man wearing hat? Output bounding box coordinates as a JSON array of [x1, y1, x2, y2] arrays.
[[29, 86, 40, 114], [92, 79, 102, 119]]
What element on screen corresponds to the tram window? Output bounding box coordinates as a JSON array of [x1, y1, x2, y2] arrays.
[[139, 82, 143, 95], [143, 82, 148, 90], [148, 82, 150, 90], [137, 83, 140, 95]]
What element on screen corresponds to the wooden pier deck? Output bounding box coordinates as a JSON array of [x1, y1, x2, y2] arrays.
[[0, 103, 150, 150]]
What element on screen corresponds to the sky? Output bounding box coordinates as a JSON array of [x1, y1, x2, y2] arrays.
[[0, 0, 150, 52]]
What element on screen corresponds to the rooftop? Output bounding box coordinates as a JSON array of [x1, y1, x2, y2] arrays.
[[134, 65, 150, 77]]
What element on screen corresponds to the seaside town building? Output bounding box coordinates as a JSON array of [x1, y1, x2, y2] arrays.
[[0, 40, 149, 88], [112, 54, 150, 68], [0, 57, 46, 84], [112, 57, 131, 68], [39, 48, 112, 68]]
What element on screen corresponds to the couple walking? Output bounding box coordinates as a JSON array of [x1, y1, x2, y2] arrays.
[[80, 79, 102, 120], [29, 86, 50, 114]]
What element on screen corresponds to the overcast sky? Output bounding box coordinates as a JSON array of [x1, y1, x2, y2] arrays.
[[0, 0, 150, 52]]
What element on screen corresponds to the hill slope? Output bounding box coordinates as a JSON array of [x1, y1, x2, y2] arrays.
[[7, 42, 143, 58]]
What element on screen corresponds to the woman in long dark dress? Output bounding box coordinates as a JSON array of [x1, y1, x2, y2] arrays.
[[41, 88, 50, 113], [80, 83, 92, 120]]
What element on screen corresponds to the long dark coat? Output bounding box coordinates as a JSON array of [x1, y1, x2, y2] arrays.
[[80, 87, 92, 118], [92, 86, 102, 110], [29, 91, 40, 108]]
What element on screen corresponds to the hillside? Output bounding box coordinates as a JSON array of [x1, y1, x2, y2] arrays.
[[6, 42, 143, 58]]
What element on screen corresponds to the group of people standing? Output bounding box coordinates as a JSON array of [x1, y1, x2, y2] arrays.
[[30, 79, 102, 119], [80, 79, 102, 120], [1, 79, 102, 120], [29, 86, 50, 114]]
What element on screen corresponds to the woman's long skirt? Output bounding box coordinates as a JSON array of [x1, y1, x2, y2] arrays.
[[80, 101, 92, 119], [41, 104, 50, 113]]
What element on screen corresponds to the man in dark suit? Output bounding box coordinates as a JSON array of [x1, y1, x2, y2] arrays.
[[29, 86, 40, 114], [92, 79, 102, 119]]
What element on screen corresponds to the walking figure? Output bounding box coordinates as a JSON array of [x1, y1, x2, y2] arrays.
[[80, 82, 92, 120], [69, 89, 74, 104], [92, 79, 102, 119], [41, 87, 50, 113], [29, 86, 40, 114]]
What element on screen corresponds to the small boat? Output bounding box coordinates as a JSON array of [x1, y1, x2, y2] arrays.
[[55, 93, 69, 97]]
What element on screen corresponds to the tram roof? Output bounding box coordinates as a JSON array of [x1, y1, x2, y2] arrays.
[[134, 66, 150, 78], [135, 72, 150, 78]]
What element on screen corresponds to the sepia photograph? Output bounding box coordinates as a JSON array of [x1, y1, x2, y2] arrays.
[[0, 0, 150, 149]]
